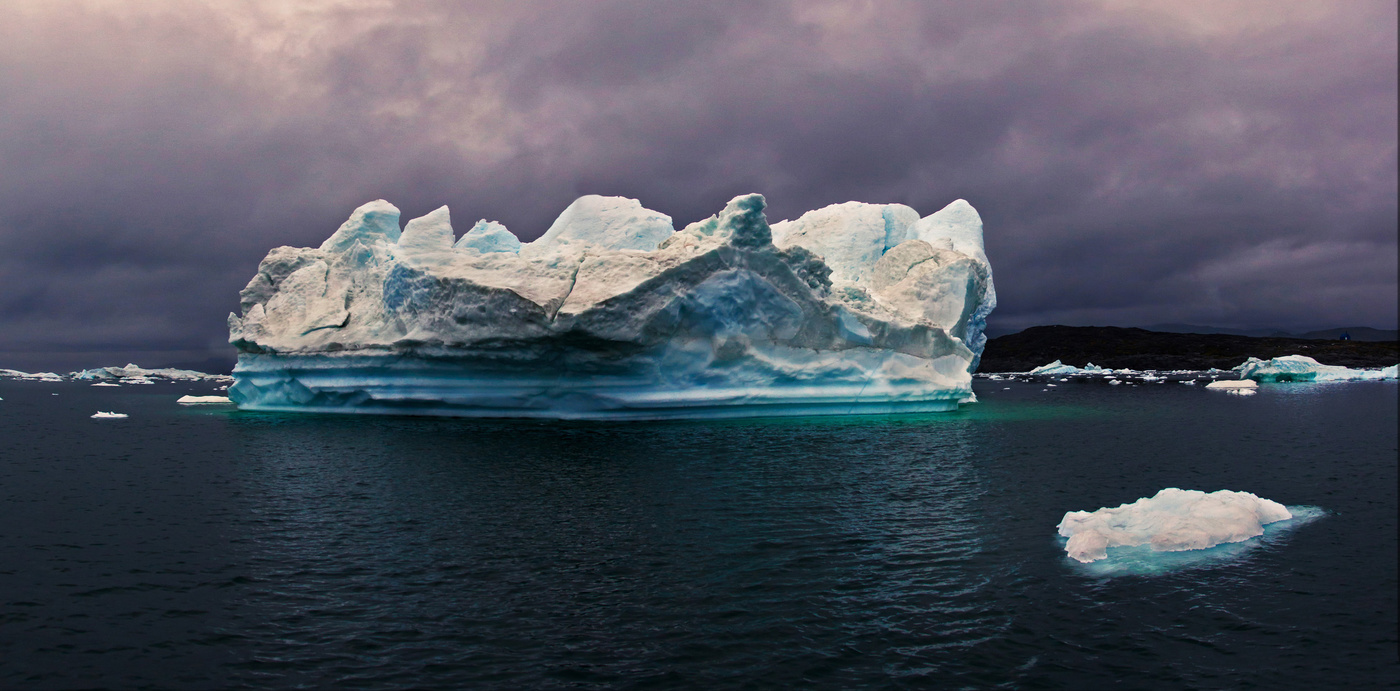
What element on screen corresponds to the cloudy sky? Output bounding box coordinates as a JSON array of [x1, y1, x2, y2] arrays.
[[1, 0, 1395, 370]]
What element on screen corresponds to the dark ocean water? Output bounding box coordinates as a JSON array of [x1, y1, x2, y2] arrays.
[[1, 377, 1395, 689]]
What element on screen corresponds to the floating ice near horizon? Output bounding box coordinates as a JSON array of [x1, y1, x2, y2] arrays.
[[1205, 379, 1257, 395], [0, 369, 63, 382], [1235, 355, 1398, 383], [227, 193, 996, 419], [73, 364, 233, 383], [90, 411, 128, 419], [177, 395, 233, 405], [1027, 360, 1104, 376], [1058, 488, 1297, 564]]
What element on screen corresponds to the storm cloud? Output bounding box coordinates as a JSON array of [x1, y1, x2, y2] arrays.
[[1, 0, 1394, 370]]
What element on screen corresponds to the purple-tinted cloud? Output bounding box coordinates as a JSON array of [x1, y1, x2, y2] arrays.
[[0, 0, 1394, 370]]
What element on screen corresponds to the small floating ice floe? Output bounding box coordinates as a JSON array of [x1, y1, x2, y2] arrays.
[[1181, 380, 1196, 385], [91, 382, 120, 387], [177, 395, 233, 405], [1108, 379, 1122, 385], [1205, 380, 1257, 395], [91, 411, 128, 419], [1058, 488, 1296, 564]]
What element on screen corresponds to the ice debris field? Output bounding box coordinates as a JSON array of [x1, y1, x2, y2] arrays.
[[978, 355, 1396, 390], [1057, 488, 1322, 574], [226, 193, 997, 419]]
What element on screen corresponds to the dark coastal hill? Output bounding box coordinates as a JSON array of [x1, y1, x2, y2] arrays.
[[980, 326, 1400, 373]]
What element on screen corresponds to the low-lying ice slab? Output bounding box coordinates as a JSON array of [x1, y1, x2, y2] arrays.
[[72, 364, 232, 382], [228, 194, 996, 419], [1205, 379, 1258, 395], [177, 395, 233, 405], [1235, 355, 1398, 382], [1057, 488, 1292, 563]]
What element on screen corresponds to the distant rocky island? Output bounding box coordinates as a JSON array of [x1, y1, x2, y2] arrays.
[[979, 326, 1399, 373]]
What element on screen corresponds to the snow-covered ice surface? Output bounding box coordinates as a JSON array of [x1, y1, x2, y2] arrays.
[[1235, 355, 1398, 383], [1058, 488, 1320, 575], [227, 194, 996, 419], [1206, 379, 1258, 395], [177, 395, 233, 405], [1027, 360, 1104, 376]]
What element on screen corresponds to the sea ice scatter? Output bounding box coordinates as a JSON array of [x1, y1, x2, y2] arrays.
[[227, 194, 997, 419], [1057, 488, 1293, 563], [1235, 355, 1398, 382]]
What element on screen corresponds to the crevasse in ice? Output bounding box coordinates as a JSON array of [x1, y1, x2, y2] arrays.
[[227, 194, 996, 419]]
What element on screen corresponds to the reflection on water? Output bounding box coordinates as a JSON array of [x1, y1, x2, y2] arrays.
[[0, 378, 1394, 688]]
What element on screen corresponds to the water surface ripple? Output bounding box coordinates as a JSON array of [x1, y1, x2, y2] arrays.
[[0, 378, 1395, 688]]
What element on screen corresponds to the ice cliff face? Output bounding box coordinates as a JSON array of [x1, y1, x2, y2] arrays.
[[228, 193, 996, 419]]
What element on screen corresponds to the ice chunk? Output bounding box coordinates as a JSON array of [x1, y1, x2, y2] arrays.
[[397, 206, 454, 251], [91, 411, 128, 419], [91, 382, 120, 387], [228, 193, 996, 420], [533, 195, 673, 251], [1205, 379, 1258, 396], [771, 202, 917, 284], [1234, 355, 1399, 382], [320, 200, 401, 253], [177, 395, 233, 404], [454, 220, 520, 254], [1029, 360, 1083, 375], [1058, 488, 1293, 563]]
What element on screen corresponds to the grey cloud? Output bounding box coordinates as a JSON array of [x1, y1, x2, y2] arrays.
[[0, 0, 1393, 370]]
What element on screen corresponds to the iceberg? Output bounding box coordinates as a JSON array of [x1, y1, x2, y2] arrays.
[[72, 364, 232, 382], [1027, 360, 1104, 376], [0, 369, 64, 381], [91, 411, 128, 419], [1234, 355, 1399, 382], [227, 194, 996, 419], [1057, 488, 1293, 563]]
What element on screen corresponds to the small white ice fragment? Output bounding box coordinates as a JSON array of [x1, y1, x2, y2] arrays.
[[92, 382, 120, 387], [1058, 488, 1293, 563], [1205, 380, 1257, 394], [177, 395, 233, 405], [91, 411, 128, 419]]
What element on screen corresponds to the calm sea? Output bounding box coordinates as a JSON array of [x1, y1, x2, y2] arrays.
[[1, 376, 1395, 689]]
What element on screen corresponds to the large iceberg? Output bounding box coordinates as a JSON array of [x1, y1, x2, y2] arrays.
[[1058, 488, 1293, 563], [1235, 355, 1399, 382], [227, 194, 996, 419]]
